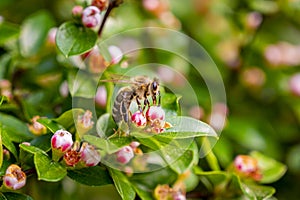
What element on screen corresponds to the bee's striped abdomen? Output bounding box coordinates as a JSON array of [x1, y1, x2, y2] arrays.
[[112, 86, 134, 124]]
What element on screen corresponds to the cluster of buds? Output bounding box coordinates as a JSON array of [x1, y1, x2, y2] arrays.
[[3, 164, 26, 190], [51, 130, 101, 167], [154, 184, 186, 200], [71, 0, 111, 29], [233, 155, 262, 181], [131, 105, 170, 134]]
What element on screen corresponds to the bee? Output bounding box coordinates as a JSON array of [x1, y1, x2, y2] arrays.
[[101, 75, 161, 132]]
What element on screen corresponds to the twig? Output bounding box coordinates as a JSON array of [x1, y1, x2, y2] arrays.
[[98, 0, 124, 37]]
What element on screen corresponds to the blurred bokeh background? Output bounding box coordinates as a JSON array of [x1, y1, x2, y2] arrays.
[[1, 0, 300, 199]]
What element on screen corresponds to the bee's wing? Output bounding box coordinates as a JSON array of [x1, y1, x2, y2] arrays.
[[99, 74, 135, 85]]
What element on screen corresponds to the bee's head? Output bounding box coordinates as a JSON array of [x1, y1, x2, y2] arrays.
[[151, 78, 159, 94]]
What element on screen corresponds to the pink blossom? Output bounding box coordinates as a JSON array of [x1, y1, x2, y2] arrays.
[[3, 164, 26, 190], [51, 130, 73, 153]]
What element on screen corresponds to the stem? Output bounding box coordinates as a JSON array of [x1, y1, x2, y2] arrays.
[[203, 137, 220, 171], [98, 0, 123, 37]]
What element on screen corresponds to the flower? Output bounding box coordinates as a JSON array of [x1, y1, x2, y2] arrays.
[[82, 6, 102, 28], [234, 155, 262, 181], [77, 110, 94, 135], [51, 130, 73, 153], [131, 111, 147, 127], [80, 143, 101, 167], [64, 149, 81, 167], [3, 164, 26, 190], [116, 146, 134, 164], [146, 106, 165, 121], [28, 116, 47, 135]]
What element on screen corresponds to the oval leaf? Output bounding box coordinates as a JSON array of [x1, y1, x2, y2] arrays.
[[250, 151, 287, 184], [161, 116, 218, 139], [0, 22, 20, 45], [34, 152, 67, 182], [67, 166, 112, 186], [56, 21, 97, 57], [20, 11, 55, 56], [108, 168, 136, 200], [0, 113, 34, 142]]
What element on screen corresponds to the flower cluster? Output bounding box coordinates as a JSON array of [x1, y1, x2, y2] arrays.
[[51, 130, 101, 167], [131, 105, 170, 133]]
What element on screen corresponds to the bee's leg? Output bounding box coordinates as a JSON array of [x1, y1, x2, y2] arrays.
[[143, 98, 150, 111], [136, 98, 142, 112], [155, 91, 161, 106]]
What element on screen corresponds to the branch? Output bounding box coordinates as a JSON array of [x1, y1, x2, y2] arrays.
[[98, 0, 124, 37]]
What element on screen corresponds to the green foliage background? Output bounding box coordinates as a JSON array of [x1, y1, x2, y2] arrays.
[[0, 0, 300, 199]]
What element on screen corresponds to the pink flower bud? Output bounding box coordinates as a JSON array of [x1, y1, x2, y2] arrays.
[[234, 155, 262, 181], [289, 73, 300, 97], [146, 106, 165, 121], [72, 5, 83, 18], [64, 149, 81, 166], [80, 143, 101, 167], [51, 130, 73, 153], [116, 146, 134, 164], [82, 6, 101, 28], [131, 111, 147, 127], [108, 45, 123, 64], [95, 86, 107, 107], [3, 164, 26, 190], [234, 155, 257, 174], [47, 27, 57, 46]]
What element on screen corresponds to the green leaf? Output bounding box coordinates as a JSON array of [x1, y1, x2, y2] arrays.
[[83, 135, 132, 154], [108, 168, 136, 200], [96, 113, 116, 138], [159, 116, 218, 139], [20, 10, 55, 56], [0, 192, 33, 200], [0, 125, 3, 168], [19, 144, 45, 155], [67, 166, 112, 186], [0, 113, 34, 142], [250, 151, 287, 184], [29, 133, 52, 152], [241, 184, 275, 200], [169, 142, 199, 174], [0, 22, 19, 45], [34, 152, 67, 182], [54, 108, 84, 130], [1, 129, 18, 160], [37, 118, 61, 133], [161, 93, 181, 117], [56, 21, 97, 57]]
